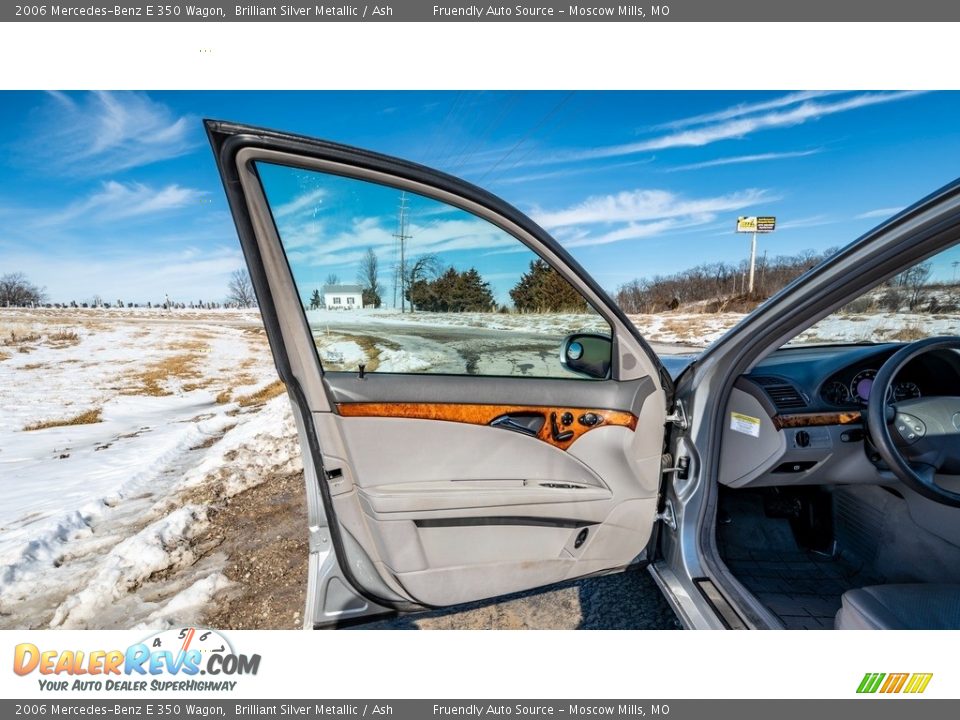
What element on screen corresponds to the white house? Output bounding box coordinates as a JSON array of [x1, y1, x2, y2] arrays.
[[323, 284, 364, 310]]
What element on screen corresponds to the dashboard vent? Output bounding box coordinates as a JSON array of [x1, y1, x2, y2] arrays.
[[750, 376, 809, 410]]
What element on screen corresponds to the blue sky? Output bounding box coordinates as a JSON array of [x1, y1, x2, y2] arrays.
[[2, 90, 960, 305]]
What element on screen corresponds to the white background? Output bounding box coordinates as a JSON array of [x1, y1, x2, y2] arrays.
[[0, 18, 957, 701], [0, 629, 952, 698]]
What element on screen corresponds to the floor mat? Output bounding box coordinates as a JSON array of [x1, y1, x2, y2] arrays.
[[718, 491, 880, 629]]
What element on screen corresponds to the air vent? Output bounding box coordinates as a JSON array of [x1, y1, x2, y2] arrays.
[[765, 385, 808, 410], [748, 375, 809, 410]]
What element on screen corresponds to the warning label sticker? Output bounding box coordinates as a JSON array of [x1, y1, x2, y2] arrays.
[[730, 411, 761, 438]]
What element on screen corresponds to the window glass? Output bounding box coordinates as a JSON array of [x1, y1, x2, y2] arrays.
[[786, 242, 960, 346], [256, 162, 610, 378]]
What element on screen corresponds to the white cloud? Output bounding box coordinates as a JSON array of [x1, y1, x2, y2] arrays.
[[856, 207, 904, 219], [22, 91, 199, 175], [281, 214, 518, 270], [563, 218, 690, 248], [531, 188, 771, 228], [273, 188, 327, 220], [521, 187, 774, 250], [34, 180, 201, 227], [531, 91, 923, 166], [666, 149, 822, 172], [652, 91, 839, 130], [776, 215, 838, 231]]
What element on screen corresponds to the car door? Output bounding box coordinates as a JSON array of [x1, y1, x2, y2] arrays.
[[207, 120, 674, 627]]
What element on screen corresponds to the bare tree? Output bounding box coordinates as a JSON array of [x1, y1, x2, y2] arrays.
[[899, 262, 933, 310], [405, 254, 441, 312], [0, 272, 46, 307], [324, 273, 341, 287], [357, 247, 383, 308], [227, 268, 257, 308]]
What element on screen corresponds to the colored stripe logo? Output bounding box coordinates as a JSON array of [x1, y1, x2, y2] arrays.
[[857, 672, 933, 694]]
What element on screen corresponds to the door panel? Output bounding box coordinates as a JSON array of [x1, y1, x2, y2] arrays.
[[324, 371, 656, 408], [206, 120, 671, 625]]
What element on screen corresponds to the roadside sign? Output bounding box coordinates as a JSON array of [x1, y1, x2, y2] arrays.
[[737, 216, 776, 233], [736, 216, 776, 294]]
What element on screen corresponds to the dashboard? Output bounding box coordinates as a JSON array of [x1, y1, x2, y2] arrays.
[[719, 342, 960, 489], [750, 343, 960, 413]]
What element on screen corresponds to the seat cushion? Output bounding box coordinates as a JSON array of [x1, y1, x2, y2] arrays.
[[835, 584, 960, 629]]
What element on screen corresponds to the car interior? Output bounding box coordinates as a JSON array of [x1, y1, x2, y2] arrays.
[[717, 340, 960, 628]]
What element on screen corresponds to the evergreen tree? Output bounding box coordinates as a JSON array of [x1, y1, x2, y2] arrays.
[[510, 259, 588, 312], [407, 266, 494, 312]]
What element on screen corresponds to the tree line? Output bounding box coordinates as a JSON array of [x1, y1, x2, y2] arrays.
[[0, 269, 259, 310], [615, 249, 840, 314]]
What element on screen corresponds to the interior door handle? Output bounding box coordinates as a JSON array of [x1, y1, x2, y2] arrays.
[[490, 414, 541, 437]]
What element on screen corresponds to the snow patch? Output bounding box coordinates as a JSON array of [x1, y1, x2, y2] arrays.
[[49, 505, 211, 629], [316, 340, 368, 369], [133, 573, 233, 632]]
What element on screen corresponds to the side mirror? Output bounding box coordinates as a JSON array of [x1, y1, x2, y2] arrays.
[[560, 333, 613, 379]]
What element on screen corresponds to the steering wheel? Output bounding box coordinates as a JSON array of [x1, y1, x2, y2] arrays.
[[866, 336, 960, 507]]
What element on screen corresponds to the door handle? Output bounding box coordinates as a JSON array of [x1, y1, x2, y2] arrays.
[[490, 414, 542, 437]]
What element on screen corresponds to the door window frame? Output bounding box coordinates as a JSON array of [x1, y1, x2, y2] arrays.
[[238, 146, 665, 386]]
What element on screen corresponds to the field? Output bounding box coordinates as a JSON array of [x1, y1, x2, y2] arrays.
[[2, 305, 957, 630]]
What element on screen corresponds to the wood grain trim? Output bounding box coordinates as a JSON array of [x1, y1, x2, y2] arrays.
[[773, 411, 861, 430], [336, 402, 637, 451]]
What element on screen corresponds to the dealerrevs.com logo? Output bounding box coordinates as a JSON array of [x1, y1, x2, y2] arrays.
[[857, 672, 933, 694], [13, 627, 260, 692]]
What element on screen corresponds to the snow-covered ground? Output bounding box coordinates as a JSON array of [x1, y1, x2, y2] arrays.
[[3, 305, 958, 629], [795, 312, 960, 344], [0, 308, 300, 629]]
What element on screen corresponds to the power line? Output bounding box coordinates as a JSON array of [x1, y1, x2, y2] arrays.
[[447, 91, 525, 174], [477, 91, 576, 185]]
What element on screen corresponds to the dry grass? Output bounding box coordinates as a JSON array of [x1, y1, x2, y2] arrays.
[[24, 408, 103, 432], [888, 323, 927, 342], [21, 363, 46, 370], [125, 351, 205, 396], [658, 318, 700, 340], [235, 380, 286, 407], [47, 329, 81, 345], [3, 329, 41, 346], [215, 389, 232, 404], [166, 339, 208, 352], [0, 351, 9, 362]]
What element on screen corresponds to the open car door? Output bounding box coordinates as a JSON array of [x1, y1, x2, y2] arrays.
[[207, 120, 674, 626]]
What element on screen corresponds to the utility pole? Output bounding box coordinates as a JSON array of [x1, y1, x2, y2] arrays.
[[392, 192, 412, 312], [952, 260, 959, 284]]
